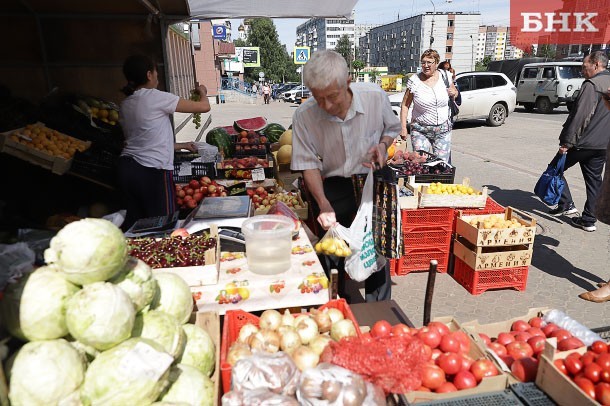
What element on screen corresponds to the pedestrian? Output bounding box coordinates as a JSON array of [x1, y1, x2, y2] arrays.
[[117, 54, 211, 231], [399, 49, 459, 162], [548, 51, 610, 233], [439, 60, 456, 81], [262, 83, 271, 104], [252, 83, 257, 95], [290, 50, 401, 302]]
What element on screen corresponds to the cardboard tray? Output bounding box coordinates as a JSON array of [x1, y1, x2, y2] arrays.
[[192, 311, 221, 406], [456, 207, 537, 247], [418, 179, 488, 208], [397, 178, 420, 210], [253, 191, 308, 220], [453, 236, 533, 271]]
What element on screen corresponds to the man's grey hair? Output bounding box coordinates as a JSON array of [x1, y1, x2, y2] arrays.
[[303, 50, 349, 90], [587, 51, 609, 68]]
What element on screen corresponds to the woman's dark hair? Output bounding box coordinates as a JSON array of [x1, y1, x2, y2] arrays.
[[121, 55, 156, 96]]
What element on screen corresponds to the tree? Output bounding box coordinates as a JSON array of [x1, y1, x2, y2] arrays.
[[352, 59, 365, 80], [475, 56, 492, 71], [537, 44, 556, 59], [335, 35, 353, 66], [369, 68, 379, 83]]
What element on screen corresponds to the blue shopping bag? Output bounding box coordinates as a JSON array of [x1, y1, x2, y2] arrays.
[[534, 153, 566, 206]]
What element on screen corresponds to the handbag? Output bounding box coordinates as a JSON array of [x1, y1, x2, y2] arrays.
[[534, 153, 567, 206], [440, 70, 459, 121]]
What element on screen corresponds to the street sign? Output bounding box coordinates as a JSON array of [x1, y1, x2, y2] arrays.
[[258, 72, 265, 78], [294, 46, 310, 65], [212, 25, 226, 40], [236, 47, 260, 67]]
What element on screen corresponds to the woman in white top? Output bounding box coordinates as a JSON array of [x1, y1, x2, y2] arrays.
[[399, 49, 458, 162], [118, 54, 211, 230]]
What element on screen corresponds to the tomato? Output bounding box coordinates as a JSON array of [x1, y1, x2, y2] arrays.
[[511, 357, 539, 382], [453, 371, 478, 390], [421, 364, 446, 390], [542, 323, 560, 337], [416, 386, 431, 392], [585, 362, 604, 383], [574, 377, 596, 399], [422, 344, 432, 361], [439, 334, 461, 353], [592, 341, 609, 355], [488, 342, 508, 357], [428, 321, 450, 337], [453, 331, 471, 353], [391, 323, 411, 337], [514, 332, 533, 342], [478, 333, 491, 346], [565, 356, 584, 376], [549, 328, 572, 342], [437, 352, 462, 375], [507, 341, 534, 360], [527, 327, 545, 337], [371, 320, 392, 338], [582, 351, 598, 367], [597, 353, 610, 371], [554, 359, 568, 375], [596, 382, 610, 405], [460, 354, 475, 372], [470, 359, 499, 382], [431, 348, 443, 361], [496, 332, 516, 346], [500, 354, 515, 368], [511, 320, 530, 332], [601, 370, 610, 384], [528, 317, 543, 328], [417, 327, 442, 349], [528, 336, 547, 355], [435, 382, 458, 393], [557, 337, 585, 352]]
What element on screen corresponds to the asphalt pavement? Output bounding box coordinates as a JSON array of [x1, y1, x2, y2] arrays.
[[175, 100, 610, 330]]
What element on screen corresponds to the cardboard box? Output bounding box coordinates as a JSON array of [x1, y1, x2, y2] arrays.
[[453, 237, 533, 270], [397, 178, 419, 209], [253, 191, 308, 220], [456, 207, 536, 247], [418, 180, 488, 208], [192, 311, 221, 405]]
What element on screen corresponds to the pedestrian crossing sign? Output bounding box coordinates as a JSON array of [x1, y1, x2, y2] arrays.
[[294, 47, 310, 65]]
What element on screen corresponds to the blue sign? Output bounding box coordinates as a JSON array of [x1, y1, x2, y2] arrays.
[[294, 46, 310, 64], [212, 25, 226, 40]]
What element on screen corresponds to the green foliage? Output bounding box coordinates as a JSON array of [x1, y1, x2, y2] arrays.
[[352, 59, 365, 72], [335, 35, 353, 66], [475, 56, 492, 71], [536, 44, 556, 59]]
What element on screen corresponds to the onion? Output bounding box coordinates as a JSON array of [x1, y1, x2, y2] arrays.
[[237, 323, 259, 344], [322, 380, 342, 402], [309, 335, 332, 356], [325, 308, 344, 324], [281, 309, 295, 328], [227, 342, 252, 365], [292, 346, 319, 371], [300, 376, 323, 399], [293, 314, 310, 329], [311, 309, 332, 333], [259, 309, 282, 331], [296, 317, 319, 345], [280, 329, 302, 354], [249, 329, 280, 353], [342, 381, 366, 406], [278, 325, 297, 337], [330, 319, 357, 341]]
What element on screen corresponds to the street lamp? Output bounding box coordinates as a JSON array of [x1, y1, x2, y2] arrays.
[[470, 34, 475, 71]]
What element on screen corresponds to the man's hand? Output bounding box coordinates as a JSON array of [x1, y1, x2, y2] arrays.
[[363, 143, 386, 169], [558, 145, 569, 154], [317, 202, 337, 230], [176, 142, 198, 152], [195, 85, 208, 98]]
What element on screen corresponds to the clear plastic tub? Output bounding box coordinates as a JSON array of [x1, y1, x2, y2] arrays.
[[241, 215, 293, 275]]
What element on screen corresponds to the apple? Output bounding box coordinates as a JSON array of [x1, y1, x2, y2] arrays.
[[208, 185, 217, 193], [200, 176, 212, 185], [193, 192, 203, 202], [220, 192, 227, 197], [186, 199, 197, 209], [184, 195, 193, 202], [170, 228, 189, 238], [177, 189, 186, 198], [189, 179, 199, 189]]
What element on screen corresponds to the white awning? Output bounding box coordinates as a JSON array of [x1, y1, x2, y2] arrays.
[[186, 0, 358, 19]]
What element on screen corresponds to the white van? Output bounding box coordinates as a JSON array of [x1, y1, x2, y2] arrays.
[[516, 62, 584, 113]]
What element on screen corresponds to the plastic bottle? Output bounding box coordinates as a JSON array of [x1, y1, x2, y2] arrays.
[[543, 309, 604, 346]]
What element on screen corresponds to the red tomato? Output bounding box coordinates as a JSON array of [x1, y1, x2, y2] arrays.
[[511, 320, 530, 332], [496, 332, 516, 346], [478, 333, 492, 346], [582, 351, 598, 367], [453, 371, 478, 390], [417, 386, 431, 392], [428, 321, 450, 337], [437, 353, 462, 375], [585, 363, 604, 383], [431, 348, 443, 361], [557, 337, 585, 352], [554, 359, 568, 375], [592, 341, 609, 355], [597, 353, 610, 371], [565, 356, 584, 376], [549, 328, 572, 342], [453, 331, 471, 353], [527, 327, 545, 337], [601, 370, 610, 384], [422, 344, 432, 361], [542, 323, 559, 337], [422, 364, 446, 390], [507, 341, 534, 359], [528, 336, 547, 355], [500, 354, 515, 368], [460, 354, 475, 372], [488, 342, 508, 357], [514, 332, 533, 342], [511, 357, 539, 382], [470, 359, 499, 382], [595, 382, 610, 405], [417, 327, 442, 349], [435, 382, 458, 393], [528, 317, 543, 328], [371, 320, 392, 338], [574, 377, 596, 399], [439, 334, 461, 353], [391, 323, 412, 337]]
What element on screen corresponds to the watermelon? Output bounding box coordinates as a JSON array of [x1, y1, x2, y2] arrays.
[[219, 125, 238, 136], [234, 117, 267, 132], [261, 123, 286, 143], [206, 127, 235, 158]]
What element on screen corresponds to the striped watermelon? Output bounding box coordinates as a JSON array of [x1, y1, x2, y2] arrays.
[[206, 127, 234, 158], [234, 117, 267, 132], [261, 123, 286, 143]]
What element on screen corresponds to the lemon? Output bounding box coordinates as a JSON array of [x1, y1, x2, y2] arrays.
[[315, 242, 322, 253], [335, 248, 344, 257]]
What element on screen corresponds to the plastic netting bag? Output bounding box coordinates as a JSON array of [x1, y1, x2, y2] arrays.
[[0, 243, 35, 291], [314, 225, 352, 258], [222, 388, 299, 406], [231, 352, 300, 396]]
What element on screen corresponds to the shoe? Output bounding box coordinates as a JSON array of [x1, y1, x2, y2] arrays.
[[597, 282, 609, 288], [572, 216, 596, 232], [548, 203, 578, 216], [579, 291, 610, 303]]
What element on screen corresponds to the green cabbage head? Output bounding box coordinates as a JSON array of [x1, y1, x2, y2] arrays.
[[177, 324, 216, 377], [132, 310, 186, 359], [0, 266, 80, 341], [160, 364, 214, 406], [66, 282, 135, 351], [151, 273, 193, 324], [44, 218, 127, 285], [110, 257, 158, 312], [9, 339, 86, 406]]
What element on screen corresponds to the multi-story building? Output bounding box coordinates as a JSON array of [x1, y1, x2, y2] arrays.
[[477, 25, 523, 62], [355, 23, 380, 59], [364, 12, 480, 74], [296, 13, 356, 53]]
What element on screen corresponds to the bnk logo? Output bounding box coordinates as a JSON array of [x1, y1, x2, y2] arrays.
[[510, 0, 610, 51]]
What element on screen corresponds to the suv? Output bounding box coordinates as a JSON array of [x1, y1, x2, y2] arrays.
[[273, 82, 299, 100], [282, 85, 310, 103], [454, 72, 516, 126]]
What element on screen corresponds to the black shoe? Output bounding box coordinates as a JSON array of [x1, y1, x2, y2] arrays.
[[572, 216, 596, 232], [549, 203, 578, 217]]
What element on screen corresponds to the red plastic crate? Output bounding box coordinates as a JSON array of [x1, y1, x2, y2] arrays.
[[402, 225, 452, 252], [401, 207, 454, 229], [453, 198, 505, 231], [219, 299, 361, 394], [452, 257, 528, 295], [392, 246, 449, 276]]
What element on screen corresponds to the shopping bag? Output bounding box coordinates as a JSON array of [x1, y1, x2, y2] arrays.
[[534, 153, 566, 206], [314, 225, 352, 257], [441, 70, 460, 121], [336, 169, 386, 282], [372, 168, 402, 259]]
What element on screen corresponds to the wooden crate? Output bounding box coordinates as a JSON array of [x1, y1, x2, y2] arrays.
[[193, 311, 221, 406], [453, 236, 533, 270], [253, 191, 308, 220], [456, 207, 536, 247], [397, 178, 419, 210], [418, 180, 488, 208]]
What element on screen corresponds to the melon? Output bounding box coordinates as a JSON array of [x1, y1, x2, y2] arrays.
[[261, 123, 286, 143], [279, 129, 292, 147], [277, 145, 292, 164], [205, 127, 234, 158], [234, 117, 268, 132]]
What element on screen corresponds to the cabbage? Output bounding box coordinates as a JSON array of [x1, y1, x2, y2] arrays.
[[81, 338, 173, 406], [110, 257, 158, 312], [0, 266, 79, 341], [9, 339, 86, 406], [66, 282, 135, 351], [132, 310, 186, 359], [177, 324, 216, 377], [160, 364, 214, 406], [44, 218, 127, 285], [151, 273, 193, 324], [68, 339, 100, 362]]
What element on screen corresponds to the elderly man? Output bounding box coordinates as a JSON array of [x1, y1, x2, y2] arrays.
[[290, 50, 401, 302], [550, 51, 610, 233]]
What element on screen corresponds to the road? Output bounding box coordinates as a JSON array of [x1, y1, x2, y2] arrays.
[[176, 100, 610, 330]]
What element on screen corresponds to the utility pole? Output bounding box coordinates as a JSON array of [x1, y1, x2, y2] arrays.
[[429, 0, 436, 47], [470, 34, 475, 71]]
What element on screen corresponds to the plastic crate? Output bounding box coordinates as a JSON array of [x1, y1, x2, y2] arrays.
[[174, 151, 201, 163], [410, 389, 523, 406], [392, 246, 449, 276], [173, 161, 216, 184], [219, 299, 361, 394], [453, 257, 528, 295], [509, 383, 556, 406], [402, 207, 455, 229], [70, 148, 118, 184], [402, 225, 452, 251], [233, 143, 268, 157]]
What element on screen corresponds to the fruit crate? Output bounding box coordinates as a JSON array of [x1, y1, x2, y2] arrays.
[[70, 147, 119, 185], [399, 388, 522, 405], [453, 237, 533, 270], [233, 143, 268, 158], [453, 197, 506, 231], [402, 225, 452, 252], [173, 161, 216, 184], [452, 257, 528, 296], [391, 245, 450, 276], [401, 207, 455, 229], [419, 183, 488, 209], [455, 207, 536, 248], [219, 299, 361, 394]]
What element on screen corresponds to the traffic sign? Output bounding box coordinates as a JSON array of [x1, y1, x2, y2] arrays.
[[294, 46, 310, 65]]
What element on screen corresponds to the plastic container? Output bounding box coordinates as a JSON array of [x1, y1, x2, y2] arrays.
[[543, 309, 603, 346], [241, 215, 293, 275]]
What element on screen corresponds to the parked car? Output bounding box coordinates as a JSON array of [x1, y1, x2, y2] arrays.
[[282, 85, 310, 103], [454, 71, 516, 126], [272, 82, 299, 100]]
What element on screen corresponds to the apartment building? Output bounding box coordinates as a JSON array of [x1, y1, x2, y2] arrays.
[[296, 14, 356, 53], [477, 25, 523, 62]]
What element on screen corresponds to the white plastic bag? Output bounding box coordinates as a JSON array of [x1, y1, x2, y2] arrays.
[[336, 169, 386, 282]]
